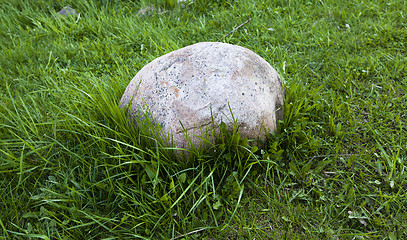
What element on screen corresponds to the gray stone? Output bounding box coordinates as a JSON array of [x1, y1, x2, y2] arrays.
[[137, 5, 164, 17], [54, 6, 78, 18], [137, 0, 191, 17], [120, 42, 284, 155]]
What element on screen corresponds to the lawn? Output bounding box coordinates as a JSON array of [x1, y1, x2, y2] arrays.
[[0, 0, 406, 239]]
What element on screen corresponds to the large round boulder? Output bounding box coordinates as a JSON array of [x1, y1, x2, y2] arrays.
[[120, 42, 284, 154]]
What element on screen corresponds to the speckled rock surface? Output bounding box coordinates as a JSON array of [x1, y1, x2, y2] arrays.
[[120, 42, 284, 153]]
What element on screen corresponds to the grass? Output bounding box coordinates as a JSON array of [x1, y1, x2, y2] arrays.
[[0, 0, 406, 239]]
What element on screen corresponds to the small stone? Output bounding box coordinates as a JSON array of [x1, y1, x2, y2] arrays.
[[54, 6, 78, 18], [120, 42, 284, 157], [137, 5, 161, 17], [137, 0, 191, 17]]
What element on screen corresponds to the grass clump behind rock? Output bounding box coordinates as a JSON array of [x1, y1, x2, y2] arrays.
[[1, 0, 406, 239]]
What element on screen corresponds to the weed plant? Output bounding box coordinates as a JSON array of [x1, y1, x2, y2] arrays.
[[0, 0, 406, 239]]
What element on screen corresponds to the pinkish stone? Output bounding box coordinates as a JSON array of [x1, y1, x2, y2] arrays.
[[120, 42, 284, 155]]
